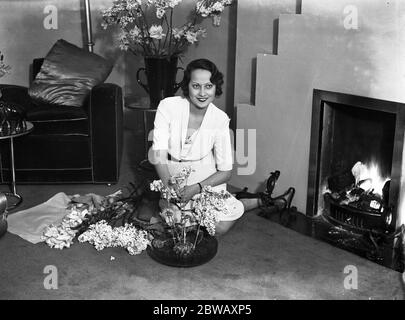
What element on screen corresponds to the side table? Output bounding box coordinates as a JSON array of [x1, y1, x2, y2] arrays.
[[125, 102, 157, 171], [0, 121, 34, 209]]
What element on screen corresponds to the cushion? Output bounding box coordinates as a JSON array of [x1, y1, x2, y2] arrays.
[[28, 39, 112, 107]]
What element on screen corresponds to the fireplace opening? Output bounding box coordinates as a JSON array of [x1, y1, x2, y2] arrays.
[[318, 101, 396, 232], [307, 90, 405, 270]]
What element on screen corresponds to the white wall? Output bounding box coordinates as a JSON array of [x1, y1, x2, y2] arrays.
[[234, 0, 297, 106], [0, 0, 124, 87], [0, 0, 236, 114], [232, 0, 405, 226]]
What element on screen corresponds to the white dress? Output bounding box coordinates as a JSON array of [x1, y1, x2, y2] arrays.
[[150, 96, 244, 222]]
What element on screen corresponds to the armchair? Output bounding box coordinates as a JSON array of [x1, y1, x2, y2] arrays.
[[0, 58, 123, 184]]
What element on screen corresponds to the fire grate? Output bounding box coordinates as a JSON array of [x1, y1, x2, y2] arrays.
[[324, 193, 391, 232]]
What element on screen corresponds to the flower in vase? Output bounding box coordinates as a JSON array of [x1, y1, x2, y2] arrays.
[[101, 0, 235, 57], [149, 25, 165, 39], [149, 167, 232, 256]]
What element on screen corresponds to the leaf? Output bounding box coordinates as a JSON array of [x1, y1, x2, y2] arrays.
[[149, 216, 161, 224], [146, 224, 165, 232]]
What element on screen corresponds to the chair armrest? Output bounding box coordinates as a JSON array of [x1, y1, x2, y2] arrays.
[[89, 83, 123, 183], [32, 58, 45, 81], [0, 84, 34, 113]]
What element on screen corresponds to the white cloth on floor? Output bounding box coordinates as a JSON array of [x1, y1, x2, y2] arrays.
[[7, 192, 71, 244]]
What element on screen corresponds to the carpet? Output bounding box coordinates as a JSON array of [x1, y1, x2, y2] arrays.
[[0, 209, 403, 300], [0, 127, 403, 300]]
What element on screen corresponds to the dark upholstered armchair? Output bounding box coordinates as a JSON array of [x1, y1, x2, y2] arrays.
[[0, 58, 123, 184]]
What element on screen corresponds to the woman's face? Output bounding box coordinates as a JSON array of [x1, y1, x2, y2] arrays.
[[188, 68, 216, 110]]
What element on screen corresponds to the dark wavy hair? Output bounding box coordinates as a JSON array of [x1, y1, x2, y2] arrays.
[[180, 59, 224, 97]]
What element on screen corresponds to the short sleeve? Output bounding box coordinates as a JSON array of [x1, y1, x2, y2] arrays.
[[151, 101, 170, 151], [214, 117, 233, 171]]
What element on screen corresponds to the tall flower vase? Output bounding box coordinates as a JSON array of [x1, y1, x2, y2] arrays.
[[136, 56, 183, 109]]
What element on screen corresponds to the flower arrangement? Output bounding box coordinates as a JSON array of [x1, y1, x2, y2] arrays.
[[149, 166, 231, 257], [42, 190, 151, 255], [101, 0, 235, 57], [0, 51, 11, 78], [41, 169, 231, 260]]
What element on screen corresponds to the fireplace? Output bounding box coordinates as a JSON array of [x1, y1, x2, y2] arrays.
[[306, 90, 405, 268]]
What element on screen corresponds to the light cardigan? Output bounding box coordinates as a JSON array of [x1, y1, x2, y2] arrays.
[[151, 96, 233, 171]]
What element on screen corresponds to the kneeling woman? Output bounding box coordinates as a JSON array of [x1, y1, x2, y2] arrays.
[[149, 58, 243, 235]]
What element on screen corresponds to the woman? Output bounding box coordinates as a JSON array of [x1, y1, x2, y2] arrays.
[[149, 58, 246, 235], [149, 58, 294, 235]]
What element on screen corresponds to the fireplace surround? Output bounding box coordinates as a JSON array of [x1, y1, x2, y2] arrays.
[[304, 90, 405, 270], [307, 89, 405, 234]]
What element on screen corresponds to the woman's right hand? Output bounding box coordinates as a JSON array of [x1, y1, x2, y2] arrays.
[[178, 184, 200, 203]]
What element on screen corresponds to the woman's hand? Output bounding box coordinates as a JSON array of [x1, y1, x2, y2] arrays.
[[179, 184, 200, 203]]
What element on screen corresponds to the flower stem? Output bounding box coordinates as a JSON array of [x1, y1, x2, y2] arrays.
[[162, 14, 170, 55], [193, 224, 201, 249], [168, 9, 174, 55], [139, 5, 158, 55]]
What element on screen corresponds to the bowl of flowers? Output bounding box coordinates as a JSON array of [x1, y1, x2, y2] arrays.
[[147, 167, 231, 267]]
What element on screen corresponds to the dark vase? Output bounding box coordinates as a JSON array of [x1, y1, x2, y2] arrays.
[[146, 229, 218, 267], [136, 56, 184, 109]]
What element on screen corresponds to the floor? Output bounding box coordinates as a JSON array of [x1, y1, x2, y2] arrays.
[[261, 208, 403, 272], [0, 109, 404, 300]]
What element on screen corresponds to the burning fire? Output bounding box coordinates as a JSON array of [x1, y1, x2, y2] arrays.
[[351, 161, 390, 196], [319, 160, 393, 226]]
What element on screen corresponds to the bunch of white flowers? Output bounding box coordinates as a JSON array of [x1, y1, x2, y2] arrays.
[[150, 166, 194, 202], [41, 190, 146, 253], [114, 223, 151, 255], [169, 167, 193, 187], [78, 220, 151, 255], [150, 179, 178, 201], [150, 168, 230, 236], [196, 0, 233, 25], [101, 0, 234, 57], [41, 203, 91, 249], [192, 186, 230, 235], [42, 224, 77, 249]]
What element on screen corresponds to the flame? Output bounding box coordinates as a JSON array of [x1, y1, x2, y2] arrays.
[[351, 161, 390, 195]]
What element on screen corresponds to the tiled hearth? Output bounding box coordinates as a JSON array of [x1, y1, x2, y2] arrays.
[[259, 207, 403, 272]]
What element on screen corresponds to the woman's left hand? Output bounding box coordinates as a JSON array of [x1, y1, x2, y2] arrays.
[[179, 184, 200, 203]]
